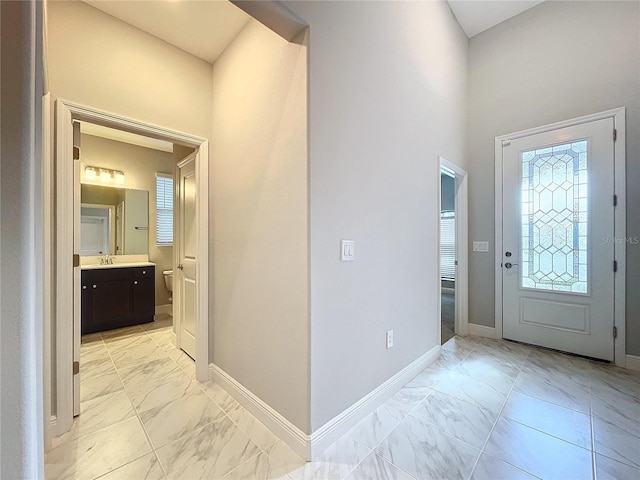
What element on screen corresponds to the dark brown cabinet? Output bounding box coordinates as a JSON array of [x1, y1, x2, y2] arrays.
[[81, 265, 155, 334]]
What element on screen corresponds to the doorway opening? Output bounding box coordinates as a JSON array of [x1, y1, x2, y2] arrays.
[[438, 157, 469, 346], [440, 169, 456, 344], [53, 100, 210, 437]]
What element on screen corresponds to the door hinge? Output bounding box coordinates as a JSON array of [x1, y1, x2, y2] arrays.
[[73, 361, 79, 375], [73, 253, 80, 268], [613, 260, 618, 272], [73, 121, 81, 160], [614, 194, 618, 207], [613, 129, 617, 142], [613, 326, 618, 339]]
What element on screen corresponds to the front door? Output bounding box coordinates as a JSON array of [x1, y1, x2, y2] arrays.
[[176, 154, 197, 359], [502, 117, 615, 361]]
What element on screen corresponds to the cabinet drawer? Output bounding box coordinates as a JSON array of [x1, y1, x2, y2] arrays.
[[133, 266, 154, 279], [91, 268, 132, 282]]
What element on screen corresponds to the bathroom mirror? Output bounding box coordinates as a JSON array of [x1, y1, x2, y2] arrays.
[[81, 184, 149, 255]]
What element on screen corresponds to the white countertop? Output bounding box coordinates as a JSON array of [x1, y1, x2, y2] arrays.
[[81, 262, 155, 270]]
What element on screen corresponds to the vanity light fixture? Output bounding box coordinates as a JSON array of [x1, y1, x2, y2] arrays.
[[99, 168, 112, 183], [85, 166, 125, 186], [85, 166, 97, 181]]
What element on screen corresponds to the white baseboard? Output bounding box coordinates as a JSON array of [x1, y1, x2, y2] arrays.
[[626, 355, 640, 371], [45, 415, 57, 452], [468, 323, 498, 339], [209, 363, 310, 460], [308, 344, 440, 459], [208, 344, 440, 461], [155, 304, 172, 316]]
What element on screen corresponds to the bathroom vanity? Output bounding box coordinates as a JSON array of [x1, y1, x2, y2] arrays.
[[81, 263, 155, 334]]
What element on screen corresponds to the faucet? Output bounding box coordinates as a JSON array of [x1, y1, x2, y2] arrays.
[[100, 253, 113, 265]]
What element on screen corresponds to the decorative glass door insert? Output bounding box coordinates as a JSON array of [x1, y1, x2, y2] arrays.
[[521, 140, 588, 293]]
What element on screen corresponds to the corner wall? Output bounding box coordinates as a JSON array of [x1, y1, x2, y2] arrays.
[[466, 1, 640, 355], [284, 0, 468, 431], [210, 20, 309, 432], [1, 1, 45, 477]]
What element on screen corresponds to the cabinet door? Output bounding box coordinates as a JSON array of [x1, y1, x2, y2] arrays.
[[132, 278, 155, 318], [81, 271, 93, 335], [91, 280, 132, 327]]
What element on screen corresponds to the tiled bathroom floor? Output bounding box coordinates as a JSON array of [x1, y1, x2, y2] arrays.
[[46, 326, 640, 480]]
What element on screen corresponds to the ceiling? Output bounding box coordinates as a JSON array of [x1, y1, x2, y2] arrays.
[[447, 0, 545, 38], [80, 0, 545, 62], [81, 0, 251, 64]]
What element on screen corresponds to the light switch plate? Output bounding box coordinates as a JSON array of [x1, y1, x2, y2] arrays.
[[473, 241, 489, 252], [341, 240, 355, 262]]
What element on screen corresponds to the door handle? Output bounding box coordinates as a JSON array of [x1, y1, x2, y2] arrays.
[[505, 262, 519, 269], [177, 264, 184, 270]]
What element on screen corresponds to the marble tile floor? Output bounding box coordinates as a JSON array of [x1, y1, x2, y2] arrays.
[[46, 329, 640, 480]]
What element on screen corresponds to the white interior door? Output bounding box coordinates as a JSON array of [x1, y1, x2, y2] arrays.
[[176, 155, 197, 359], [502, 118, 615, 361]]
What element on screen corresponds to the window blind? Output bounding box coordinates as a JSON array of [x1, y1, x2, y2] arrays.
[[156, 173, 173, 246], [441, 211, 456, 281]]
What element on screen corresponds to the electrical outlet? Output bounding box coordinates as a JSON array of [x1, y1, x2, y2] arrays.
[[386, 330, 394, 349]]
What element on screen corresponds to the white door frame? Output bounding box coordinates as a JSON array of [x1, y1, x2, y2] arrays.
[[53, 99, 210, 435], [494, 107, 626, 366], [438, 156, 469, 342]]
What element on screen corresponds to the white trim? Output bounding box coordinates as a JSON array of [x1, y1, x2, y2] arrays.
[[612, 112, 626, 367], [308, 345, 439, 459], [52, 100, 210, 439], [494, 107, 626, 366], [438, 157, 469, 340], [54, 101, 74, 436], [42, 92, 53, 450], [155, 304, 172, 316], [210, 363, 310, 459], [494, 136, 504, 340], [468, 324, 498, 339], [209, 345, 440, 460], [625, 355, 640, 372]]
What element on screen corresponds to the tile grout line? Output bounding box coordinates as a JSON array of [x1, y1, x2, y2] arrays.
[[589, 371, 598, 480], [97, 328, 165, 480], [466, 343, 536, 480]]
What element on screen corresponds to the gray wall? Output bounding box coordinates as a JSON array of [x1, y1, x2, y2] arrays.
[[285, 0, 468, 431], [466, 1, 640, 354], [210, 19, 309, 433], [441, 174, 455, 212]]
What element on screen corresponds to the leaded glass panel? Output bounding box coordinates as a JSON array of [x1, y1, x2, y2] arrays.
[[521, 141, 588, 293]]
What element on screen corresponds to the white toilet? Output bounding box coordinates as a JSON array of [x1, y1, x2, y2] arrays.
[[162, 270, 173, 307]]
